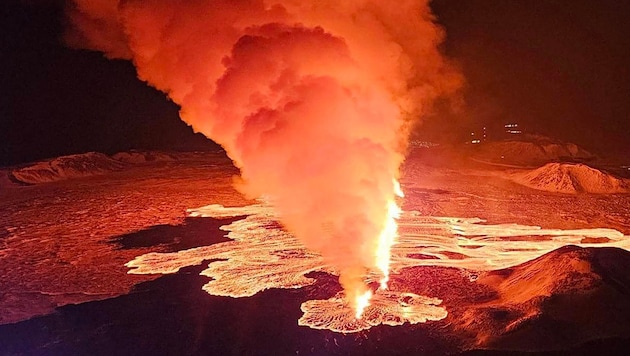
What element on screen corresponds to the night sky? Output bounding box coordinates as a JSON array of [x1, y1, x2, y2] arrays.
[[429, 0, 630, 154], [2, 0, 629, 166]]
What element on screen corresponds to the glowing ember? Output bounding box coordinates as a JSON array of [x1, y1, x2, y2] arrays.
[[126, 203, 630, 333]]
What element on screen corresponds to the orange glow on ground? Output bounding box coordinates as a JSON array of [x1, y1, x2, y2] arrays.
[[126, 203, 630, 333], [299, 290, 446, 333]]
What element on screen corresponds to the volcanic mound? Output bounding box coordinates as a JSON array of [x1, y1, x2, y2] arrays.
[[7, 151, 211, 185], [512, 163, 630, 194], [459, 246, 630, 351], [9, 152, 126, 184], [111, 150, 185, 164]]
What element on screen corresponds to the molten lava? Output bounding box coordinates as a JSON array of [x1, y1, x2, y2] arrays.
[[356, 179, 405, 318], [354, 290, 373, 319], [126, 202, 630, 333], [376, 180, 405, 290]]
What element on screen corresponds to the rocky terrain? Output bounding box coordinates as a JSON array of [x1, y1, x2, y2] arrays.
[[512, 162, 630, 194], [468, 135, 595, 166], [1, 147, 629, 354], [4, 150, 219, 186]]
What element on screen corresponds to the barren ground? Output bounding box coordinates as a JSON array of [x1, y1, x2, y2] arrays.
[[1, 148, 629, 354]]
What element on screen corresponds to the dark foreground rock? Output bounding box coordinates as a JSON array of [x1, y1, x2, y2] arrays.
[[453, 246, 630, 352]]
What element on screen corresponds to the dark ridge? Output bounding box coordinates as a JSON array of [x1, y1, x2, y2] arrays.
[[461, 337, 630, 356], [590, 247, 630, 296], [5, 171, 33, 186], [409, 253, 440, 260]]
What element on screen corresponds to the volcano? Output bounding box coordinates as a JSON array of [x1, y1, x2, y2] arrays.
[[1, 147, 630, 354]]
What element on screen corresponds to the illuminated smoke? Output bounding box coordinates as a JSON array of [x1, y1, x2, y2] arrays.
[[65, 0, 462, 305]]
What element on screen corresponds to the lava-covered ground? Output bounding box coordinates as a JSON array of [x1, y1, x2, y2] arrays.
[[1, 148, 630, 355]]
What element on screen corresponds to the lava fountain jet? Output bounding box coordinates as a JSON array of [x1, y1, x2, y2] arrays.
[[376, 179, 404, 291], [64, 0, 462, 316]]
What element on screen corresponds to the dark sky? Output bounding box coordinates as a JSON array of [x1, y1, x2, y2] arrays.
[[1, 0, 216, 166], [1, 0, 629, 166], [429, 0, 630, 153]]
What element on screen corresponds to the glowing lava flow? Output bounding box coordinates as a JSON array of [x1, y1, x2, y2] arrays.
[[126, 203, 630, 333], [299, 290, 446, 333], [355, 290, 373, 319], [353, 179, 404, 319], [375, 180, 405, 291]]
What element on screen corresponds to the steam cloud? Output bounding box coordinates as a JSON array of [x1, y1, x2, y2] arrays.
[[65, 0, 461, 299]]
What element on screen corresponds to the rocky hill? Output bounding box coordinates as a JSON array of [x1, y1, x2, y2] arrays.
[[463, 246, 630, 351], [512, 163, 630, 194], [470, 135, 594, 166], [6, 151, 212, 185], [9, 152, 126, 185]]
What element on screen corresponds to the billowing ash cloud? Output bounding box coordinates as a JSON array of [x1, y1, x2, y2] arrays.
[[65, 0, 462, 299]]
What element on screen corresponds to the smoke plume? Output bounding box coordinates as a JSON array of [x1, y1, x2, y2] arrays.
[[65, 0, 461, 300]]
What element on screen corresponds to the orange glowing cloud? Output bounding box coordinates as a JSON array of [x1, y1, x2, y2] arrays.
[[65, 0, 462, 311]]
